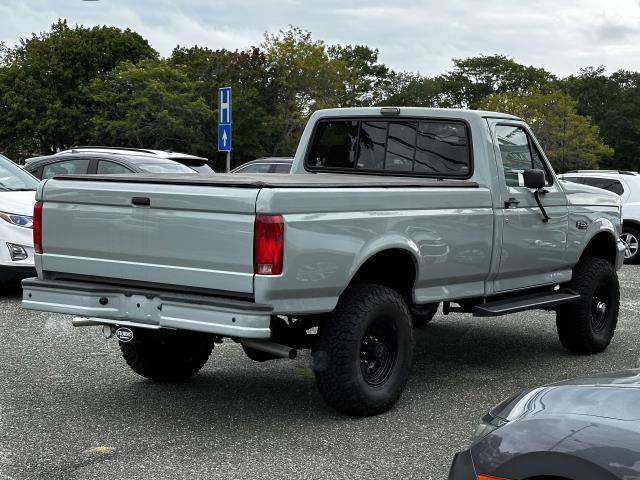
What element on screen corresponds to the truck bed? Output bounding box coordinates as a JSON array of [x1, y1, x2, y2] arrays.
[[53, 173, 479, 189]]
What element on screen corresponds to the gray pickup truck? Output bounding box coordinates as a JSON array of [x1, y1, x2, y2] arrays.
[[22, 107, 625, 417]]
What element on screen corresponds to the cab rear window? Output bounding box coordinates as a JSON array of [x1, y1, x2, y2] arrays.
[[306, 118, 471, 178]]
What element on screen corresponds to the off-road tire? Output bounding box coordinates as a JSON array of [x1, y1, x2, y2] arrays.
[[622, 225, 640, 264], [120, 328, 215, 381], [312, 284, 414, 417], [410, 302, 439, 327], [556, 257, 620, 354]]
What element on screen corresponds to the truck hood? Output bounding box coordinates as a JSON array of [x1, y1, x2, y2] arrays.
[[491, 369, 640, 422], [559, 180, 621, 208], [0, 190, 36, 216]]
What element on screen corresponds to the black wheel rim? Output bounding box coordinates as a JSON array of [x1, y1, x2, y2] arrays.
[[360, 316, 397, 387], [591, 285, 610, 333]]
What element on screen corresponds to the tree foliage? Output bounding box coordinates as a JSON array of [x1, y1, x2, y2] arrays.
[[88, 59, 214, 156], [480, 89, 613, 172], [564, 67, 640, 170], [439, 55, 555, 108], [0, 22, 632, 173], [0, 20, 156, 157]]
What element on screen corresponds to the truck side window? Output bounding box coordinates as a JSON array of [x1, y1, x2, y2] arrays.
[[495, 125, 551, 187]]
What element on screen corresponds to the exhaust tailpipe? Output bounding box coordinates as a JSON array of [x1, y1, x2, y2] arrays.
[[241, 339, 297, 359], [71, 317, 102, 327]]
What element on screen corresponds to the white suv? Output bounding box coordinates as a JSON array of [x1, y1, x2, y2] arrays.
[[558, 170, 640, 263]]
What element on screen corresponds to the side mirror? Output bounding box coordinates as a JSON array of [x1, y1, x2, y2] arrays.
[[523, 169, 545, 189]]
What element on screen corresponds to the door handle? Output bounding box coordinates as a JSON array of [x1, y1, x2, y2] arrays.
[[504, 197, 520, 208], [131, 197, 150, 207]]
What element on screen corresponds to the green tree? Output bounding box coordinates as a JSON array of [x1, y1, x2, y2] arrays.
[[170, 45, 276, 167], [88, 59, 214, 157], [0, 19, 157, 158], [170, 29, 391, 163], [480, 89, 614, 172], [380, 73, 444, 107], [564, 67, 640, 170], [326, 43, 390, 106], [261, 27, 392, 155], [439, 55, 556, 108]]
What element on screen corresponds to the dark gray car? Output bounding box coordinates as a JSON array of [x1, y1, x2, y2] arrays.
[[24, 152, 201, 179], [449, 369, 640, 479]]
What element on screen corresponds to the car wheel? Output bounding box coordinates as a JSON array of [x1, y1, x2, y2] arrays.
[[120, 328, 215, 382], [312, 284, 414, 417], [621, 225, 640, 264], [556, 257, 620, 354]]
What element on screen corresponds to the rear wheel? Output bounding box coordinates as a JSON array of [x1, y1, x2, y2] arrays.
[[120, 328, 215, 382], [621, 225, 640, 264], [312, 284, 414, 417], [556, 257, 619, 354]]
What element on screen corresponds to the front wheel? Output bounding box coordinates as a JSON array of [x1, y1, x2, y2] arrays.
[[312, 284, 414, 417], [556, 257, 620, 354], [120, 328, 215, 382]]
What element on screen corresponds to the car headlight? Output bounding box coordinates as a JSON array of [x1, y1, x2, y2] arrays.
[[0, 211, 33, 228], [470, 413, 508, 445]]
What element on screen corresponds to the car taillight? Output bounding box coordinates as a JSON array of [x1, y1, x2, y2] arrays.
[[33, 201, 43, 254], [254, 214, 284, 275]]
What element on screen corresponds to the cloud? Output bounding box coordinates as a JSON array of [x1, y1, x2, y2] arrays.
[[0, 0, 639, 76]]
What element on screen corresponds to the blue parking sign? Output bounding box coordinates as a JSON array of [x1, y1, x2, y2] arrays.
[[218, 87, 232, 124], [218, 87, 232, 152], [218, 124, 231, 152]]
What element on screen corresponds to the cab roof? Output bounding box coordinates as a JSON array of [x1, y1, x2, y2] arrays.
[[311, 107, 522, 122]]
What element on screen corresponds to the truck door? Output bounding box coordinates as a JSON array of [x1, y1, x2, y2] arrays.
[[488, 120, 570, 292]]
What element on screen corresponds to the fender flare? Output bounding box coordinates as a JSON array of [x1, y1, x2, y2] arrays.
[[345, 234, 420, 287]]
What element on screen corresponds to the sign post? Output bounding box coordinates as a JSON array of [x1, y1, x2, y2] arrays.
[[218, 87, 232, 171]]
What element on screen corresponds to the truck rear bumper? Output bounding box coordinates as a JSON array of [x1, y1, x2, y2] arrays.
[[21, 278, 272, 338]]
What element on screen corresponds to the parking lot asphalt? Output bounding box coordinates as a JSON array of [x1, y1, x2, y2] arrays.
[[1, 267, 638, 480]]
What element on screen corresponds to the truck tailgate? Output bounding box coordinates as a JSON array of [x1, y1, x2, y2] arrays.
[[39, 178, 259, 295]]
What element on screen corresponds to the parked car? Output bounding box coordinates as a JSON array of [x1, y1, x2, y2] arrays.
[[0, 154, 37, 282], [558, 170, 640, 263], [22, 107, 625, 417], [231, 157, 293, 173], [24, 151, 204, 180], [449, 369, 640, 479], [27, 146, 215, 175]]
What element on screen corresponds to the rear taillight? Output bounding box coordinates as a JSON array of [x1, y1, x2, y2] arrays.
[[254, 214, 284, 275], [33, 201, 43, 254]]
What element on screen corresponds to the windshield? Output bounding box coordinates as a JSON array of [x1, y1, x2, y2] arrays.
[[137, 162, 196, 174], [0, 155, 39, 191]]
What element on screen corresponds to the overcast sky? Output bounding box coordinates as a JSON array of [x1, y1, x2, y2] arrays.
[[1, 0, 639, 77]]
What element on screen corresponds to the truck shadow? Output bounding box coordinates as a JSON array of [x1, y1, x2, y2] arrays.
[[0, 281, 23, 298], [79, 314, 608, 429]]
